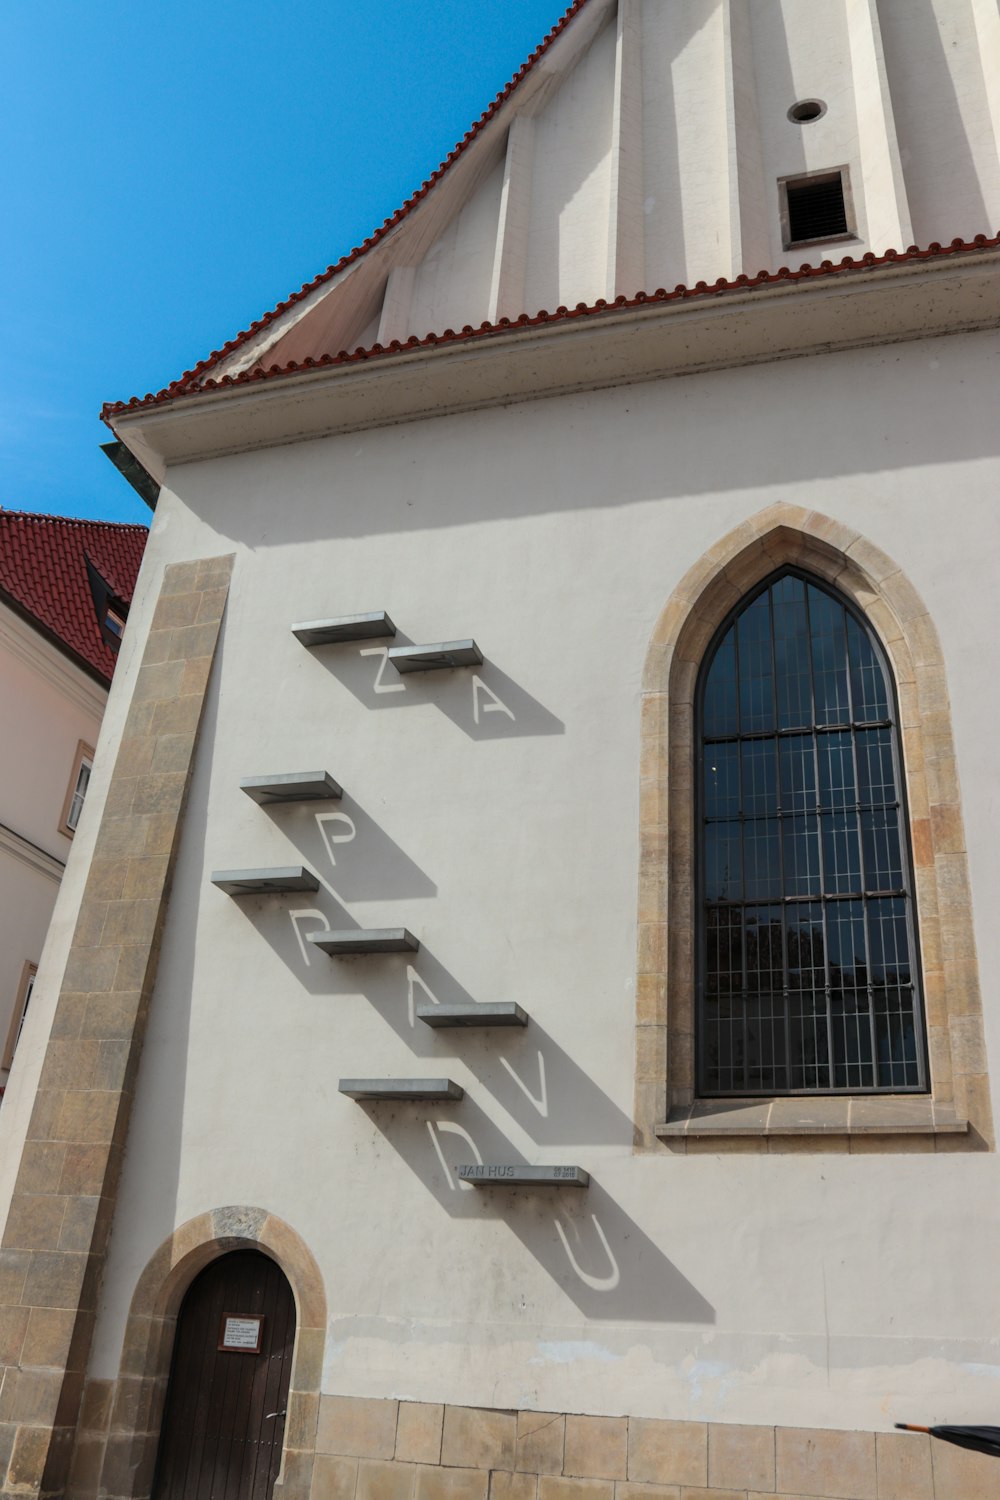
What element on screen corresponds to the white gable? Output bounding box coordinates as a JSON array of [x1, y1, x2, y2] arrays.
[[214, 0, 1000, 383]]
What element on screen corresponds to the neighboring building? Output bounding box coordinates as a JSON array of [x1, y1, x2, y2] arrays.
[[0, 511, 145, 1096], [1, 4, 1000, 1500]]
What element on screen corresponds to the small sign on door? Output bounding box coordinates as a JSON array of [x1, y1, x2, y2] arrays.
[[218, 1314, 265, 1353]]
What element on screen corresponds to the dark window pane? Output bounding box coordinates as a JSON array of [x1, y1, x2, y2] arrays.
[[808, 585, 851, 725], [782, 814, 822, 897], [821, 811, 862, 894], [817, 730, 856, 810], [779, 734, 816, 812], [772, 574, 812, 729], [826, 900, 867, 990], [867, 897, 910, 986], [831, 991, 875, 1090], [698, 569, 923, 1094], [743, 820, 782, 901], [745, 907, 783, 993], [873, 988, 920, 1088], [861, 809, 903, 891], [741, 738, 777, 817], [847, 615, 888, 722], [738, 593, 775, 734], [786, 904, 825, 991], [705, 822, 742, 902], [745, 996, 788, 1091], [706, 907, 743, 996], [856, 727, 895, 806], [704, 626, 739, 736], [704, 742, 740, 819], [789, 989, 830, 1090]]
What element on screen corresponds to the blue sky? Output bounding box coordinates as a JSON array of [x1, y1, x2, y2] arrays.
[[1, 1, 564, 526]]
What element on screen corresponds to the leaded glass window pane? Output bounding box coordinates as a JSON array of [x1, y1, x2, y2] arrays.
[[698, 569, 926, 1095]]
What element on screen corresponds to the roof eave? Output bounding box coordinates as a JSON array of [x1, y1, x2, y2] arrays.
[[107, 245, 1000, 475]]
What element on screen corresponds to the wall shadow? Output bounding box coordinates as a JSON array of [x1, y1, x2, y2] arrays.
[[306, 642, 564, 740], [366, 946, 635, 1148], [255, 793, 438, 900], [356, 1094, 714, 1324], [233, 909, 635, 1147]]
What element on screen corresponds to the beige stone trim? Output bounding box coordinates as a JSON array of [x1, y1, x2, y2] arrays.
[[66, 1206, 326, 1500], [299, 1397, 984, 1500], [634, 505, 992, 1153], [64, 1374, 995, 1499], [0, 555, 235, 1500]]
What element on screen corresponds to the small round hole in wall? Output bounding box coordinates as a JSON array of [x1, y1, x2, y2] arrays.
[[788, 99, 826, 123]]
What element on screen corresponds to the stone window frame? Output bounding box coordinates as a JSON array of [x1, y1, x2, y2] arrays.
[[69, 1207, 326, 1500], [634, 504, 993, 1153], [58, 739, 95, 839]]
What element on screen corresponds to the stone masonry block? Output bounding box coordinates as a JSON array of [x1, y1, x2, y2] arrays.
[[490, 1474, 537, 1500], [563, 1417, 627, 1481], [414, 1465, 489, 1500], [19, 1251, 89, 1311], [627, 1422, 706, 1489], [613, 1484, 680, 1500], [19, 1307, 76, 1370], [930, 1435, 998, 1500], [396, 1404, 443, 1465], [516, 1413, 564, 1476], [775, 1427, 876, 1499], [1, 1196, 66, 1253], [538, 1478, 613, 1500], [356, 1459, 416, 1500], [873, 1430, 932, 1500], [313, 1454, 360, 1500], [707, 1422, 774, 1492], [317, 1397, 399, 1461], [442, 1407, 516, 1471]]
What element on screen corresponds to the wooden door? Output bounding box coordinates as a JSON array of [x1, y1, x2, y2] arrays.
[[153, 1250, 296, 1500]]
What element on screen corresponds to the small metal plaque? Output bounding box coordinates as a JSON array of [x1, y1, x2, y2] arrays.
[[456, 1164, 589, 1187], [219, 1314, 264, 1353]]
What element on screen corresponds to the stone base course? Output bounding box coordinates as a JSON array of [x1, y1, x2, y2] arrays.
[[303, 1397, 995, 1500]]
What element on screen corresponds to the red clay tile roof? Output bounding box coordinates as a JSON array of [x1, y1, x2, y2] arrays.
[[0, 511, 147, 686], [102, 232, 1000, 421]]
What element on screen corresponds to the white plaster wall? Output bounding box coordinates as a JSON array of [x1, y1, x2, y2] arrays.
[[76, 325, 1000, 1435], [748, 0, 865, 269], [0, 613, 106, 1084], [523, 15, 615, 315], [0, 616, 103, 863], [642, 0, 732, 289], [878, 0, 1000, 247], [408, 160, 506, 339]]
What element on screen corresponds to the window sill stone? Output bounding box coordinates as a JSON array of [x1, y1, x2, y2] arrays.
[[656, 1095, 968, 1138]]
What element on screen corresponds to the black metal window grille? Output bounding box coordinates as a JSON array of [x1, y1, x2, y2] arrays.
[[786, 173, 848, 243], [697, 569, 926, 1096]]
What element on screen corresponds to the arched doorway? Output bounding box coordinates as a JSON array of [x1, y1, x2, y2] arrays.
[[152, 1249, 296, 1500]]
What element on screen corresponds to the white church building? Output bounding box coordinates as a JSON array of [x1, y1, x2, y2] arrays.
[[1, 3, 999, 1498]]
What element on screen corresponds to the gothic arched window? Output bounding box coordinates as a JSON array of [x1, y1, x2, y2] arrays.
[[698, 569, 926, 1096]]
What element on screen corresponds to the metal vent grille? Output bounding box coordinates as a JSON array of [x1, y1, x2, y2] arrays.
[[786, 174, 849, 244]]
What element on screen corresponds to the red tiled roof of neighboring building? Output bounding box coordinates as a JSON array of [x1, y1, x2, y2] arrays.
[[0, 511, 147, 686], [102, 231, 1000, 421]]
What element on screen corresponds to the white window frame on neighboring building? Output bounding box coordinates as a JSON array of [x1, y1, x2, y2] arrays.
[[3, 961, 37, 1071], [59, 740, 95, 839]]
